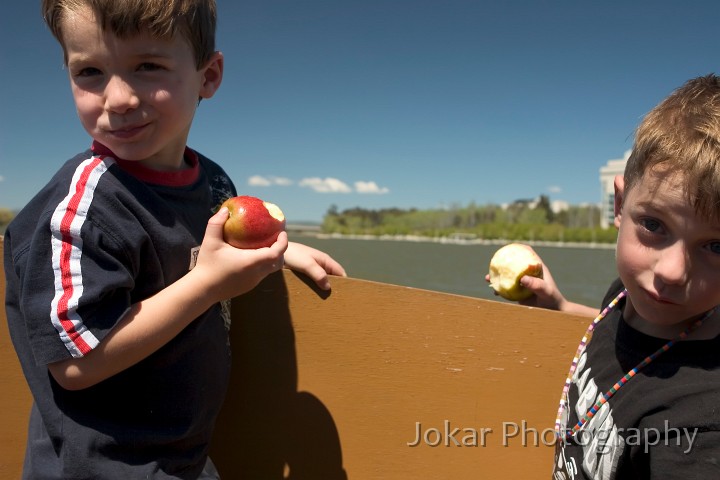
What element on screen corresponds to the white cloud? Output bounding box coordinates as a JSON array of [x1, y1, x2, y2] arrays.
[[247, 175, 294, 187], [354, 180, 389, 194], [248, 175, 271, 186], [299, 177, 352, 193], [250, 175, 389, 195], [0, 175, 4, 182], [547, 185, 562, 194], [270, 176, 293, 186]]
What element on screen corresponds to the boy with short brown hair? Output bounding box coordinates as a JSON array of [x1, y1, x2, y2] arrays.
[[518, 75, 720, 478], [4, 1, 344, 478]]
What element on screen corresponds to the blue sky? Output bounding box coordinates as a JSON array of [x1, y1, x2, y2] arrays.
[[1, 1, 718, 222]]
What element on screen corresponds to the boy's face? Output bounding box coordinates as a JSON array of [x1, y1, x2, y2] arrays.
[[60, 6, 222, 170], [614, 170, 720, 337]]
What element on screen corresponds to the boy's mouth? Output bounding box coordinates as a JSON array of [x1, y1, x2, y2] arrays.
[[107, 123, 148, 139], [642, 288, 679, 306]]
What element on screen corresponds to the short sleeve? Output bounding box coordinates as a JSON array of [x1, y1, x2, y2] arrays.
[[17, 214, 135, 365]]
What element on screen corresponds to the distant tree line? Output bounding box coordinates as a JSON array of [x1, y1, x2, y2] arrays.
[[321, 195, 617, 244], [0, 200, 617, 244]]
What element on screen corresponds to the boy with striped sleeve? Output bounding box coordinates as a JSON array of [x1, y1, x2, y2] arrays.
[[3, 1, 345, 478]]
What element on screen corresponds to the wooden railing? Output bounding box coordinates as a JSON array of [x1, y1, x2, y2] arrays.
[[1, 240, 589, 479]]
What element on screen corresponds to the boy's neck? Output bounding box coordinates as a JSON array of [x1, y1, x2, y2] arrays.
[[623, 300, 720, 340], [91, 141, 200, 187]]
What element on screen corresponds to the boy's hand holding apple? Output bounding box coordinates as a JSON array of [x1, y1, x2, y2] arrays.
[[487, 243, 544, 301]]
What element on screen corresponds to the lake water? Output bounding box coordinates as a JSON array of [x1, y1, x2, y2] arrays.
[[289, 234, 619, 308]]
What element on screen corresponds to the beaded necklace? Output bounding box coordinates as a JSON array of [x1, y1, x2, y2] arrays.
[[554, 288, 715, 441]]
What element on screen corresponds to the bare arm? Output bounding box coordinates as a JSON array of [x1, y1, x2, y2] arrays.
[[49, 207, 287, 390], [518, 274, 599, 317]]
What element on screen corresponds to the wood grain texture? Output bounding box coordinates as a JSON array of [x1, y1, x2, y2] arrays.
[[211, 270, 590, 479], [0, 240, 33, 479]]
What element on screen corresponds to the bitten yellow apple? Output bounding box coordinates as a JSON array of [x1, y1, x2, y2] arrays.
[[220, 195, 286, 249], [488, 243, 543, 301]]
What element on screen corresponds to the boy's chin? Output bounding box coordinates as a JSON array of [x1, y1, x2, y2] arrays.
[[94, 141, 144, 160], [98, 142, 163, 164], [625, 297, 705, 338]]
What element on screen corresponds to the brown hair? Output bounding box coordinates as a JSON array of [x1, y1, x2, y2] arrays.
[[625, 74, 720, 222], [41, 0, 216, 68]]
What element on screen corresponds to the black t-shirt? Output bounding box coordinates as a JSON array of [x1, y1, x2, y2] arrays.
[[553, 279, 720, 479], [4, 142, 236, 479]]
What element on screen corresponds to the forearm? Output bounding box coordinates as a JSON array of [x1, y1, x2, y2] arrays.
[[558, 300, 599, 318], [48, 268, 220, 390], [49, 207, 287, 390]]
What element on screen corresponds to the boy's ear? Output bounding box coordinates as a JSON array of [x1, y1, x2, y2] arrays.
[[198, 51, 224, 100], [613, 175, 624, 229]]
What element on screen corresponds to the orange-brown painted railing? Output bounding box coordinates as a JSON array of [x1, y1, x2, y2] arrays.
[[1, 240, 589, 479]]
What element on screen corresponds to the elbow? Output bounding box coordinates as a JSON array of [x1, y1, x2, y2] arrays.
[[48, 358, 100, 391]]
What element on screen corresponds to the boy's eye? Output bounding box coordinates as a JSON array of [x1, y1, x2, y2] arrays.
[[137, 62, 163, 72], [75, 67, 102, 77], [709, 241, 720, 255], [640, 218, 661, 232]]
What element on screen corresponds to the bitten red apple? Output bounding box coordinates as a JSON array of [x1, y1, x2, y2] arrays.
[[220, 195, 286, 249], [488, 243, 543, 301]]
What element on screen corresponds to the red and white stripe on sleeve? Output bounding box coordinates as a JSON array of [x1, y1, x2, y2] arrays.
[[49, 155, 115, 358]]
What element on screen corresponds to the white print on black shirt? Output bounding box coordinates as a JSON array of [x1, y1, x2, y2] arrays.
[[556, 351, 623, 480], [554, 350, 700, 480], [189, 246, 201, 271], [220, 299, 232, 332], [209, 175, 234, 211]]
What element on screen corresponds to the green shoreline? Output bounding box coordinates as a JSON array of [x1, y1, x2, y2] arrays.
[[302, 232, 616, 250]]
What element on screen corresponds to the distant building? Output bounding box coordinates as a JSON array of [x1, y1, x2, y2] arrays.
[[550, 200, 569, 214], [599, 150, 630, 228]]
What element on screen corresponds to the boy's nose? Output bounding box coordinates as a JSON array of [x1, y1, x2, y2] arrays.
[[104, 76, 140, 114], [653, 242, 689, 285]]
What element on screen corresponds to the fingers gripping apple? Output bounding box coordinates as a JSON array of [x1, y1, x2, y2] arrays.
[[220, 195, 286, 249], [488, 243, 543, 301]]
